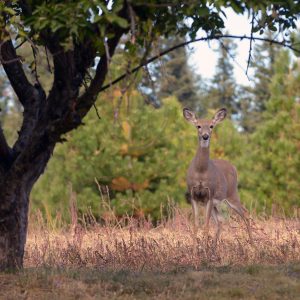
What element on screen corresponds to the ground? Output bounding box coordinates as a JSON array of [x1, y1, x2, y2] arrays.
[[0, 209, 299, 299], [0, 264, 300, 299]]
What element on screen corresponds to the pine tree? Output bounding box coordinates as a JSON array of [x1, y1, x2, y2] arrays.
[[239, 32, 281, 132], [32, 89, 245, 221], [141, 36, 205, 113], [239, 50, 300, 213], [32, 91, 195, 221], [206, 38, 238, 115]]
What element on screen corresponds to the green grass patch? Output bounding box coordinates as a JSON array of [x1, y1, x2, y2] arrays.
[[1, 264, 300, 299]]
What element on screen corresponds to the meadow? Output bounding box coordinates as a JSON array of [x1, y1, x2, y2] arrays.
[[1, 207, 299, 299]]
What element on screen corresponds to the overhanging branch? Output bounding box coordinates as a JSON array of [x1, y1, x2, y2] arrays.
[[0, 36, 36, 106], [98, 34, 300, 93], [0, 35, 47, 155], [76, 28, 127, 117]]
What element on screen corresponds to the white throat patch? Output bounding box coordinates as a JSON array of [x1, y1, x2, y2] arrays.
[[200, 139, 210, 148]]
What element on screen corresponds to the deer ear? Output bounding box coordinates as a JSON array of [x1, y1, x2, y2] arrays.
[[183, 108, 197, 125], [212, 108, 227, 125]]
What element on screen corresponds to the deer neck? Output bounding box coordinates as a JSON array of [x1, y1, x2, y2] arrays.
[[195, 143, 210, 171]]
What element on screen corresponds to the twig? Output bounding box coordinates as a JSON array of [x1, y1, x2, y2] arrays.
[[104, 37, 114, 99], [246, 11, 255, 76], [93, 104, 101, 120], [114, 34, 154, 120], [127, 1, 136, 44], [85, 69, 93, 82], [31, 44, 40, 84], [0, 56, 21, 64], [83, 80, 101, 119], [0, 41, 22, 65], [113, 61, 131, 121], [45, 46, 52, 73], [220, 41, 251, 82], [133, 1, 199, 8], [14, 39, 26, 50], [99, 34, 300, 93], [82, 79, 88, 91]]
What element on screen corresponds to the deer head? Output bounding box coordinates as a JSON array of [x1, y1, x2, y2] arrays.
[[183, 108, 227, 148]]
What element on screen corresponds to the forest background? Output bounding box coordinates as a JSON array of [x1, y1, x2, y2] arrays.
[[1, 31, 299, 223]]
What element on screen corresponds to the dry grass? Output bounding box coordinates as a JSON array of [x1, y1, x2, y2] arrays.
[[1, 208, 300, 299], [25, 208, 300, 271]]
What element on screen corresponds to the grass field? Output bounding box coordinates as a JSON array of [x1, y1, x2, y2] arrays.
[[1, 208, 300, 299], [1, 264, 300, 299]]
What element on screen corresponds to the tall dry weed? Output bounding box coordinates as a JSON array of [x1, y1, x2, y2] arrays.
[[25, 206, 300, 272]]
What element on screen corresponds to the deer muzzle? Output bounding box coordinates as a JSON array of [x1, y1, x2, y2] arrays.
[[202, 133, 209, 140], [200, 133, 210, 148]]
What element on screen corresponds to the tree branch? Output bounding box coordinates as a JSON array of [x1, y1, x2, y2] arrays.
[[0, 125, 12, 170], [0, 37, 35, 106], [220, 40, 250, 81], [246, 12, 255, 76], [76, 28, 127, 118], [1, 34, 46, 157], [98, 34, 300, 93]]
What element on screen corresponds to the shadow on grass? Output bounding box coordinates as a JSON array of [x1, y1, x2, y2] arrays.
[[1, 263, 300, 299]]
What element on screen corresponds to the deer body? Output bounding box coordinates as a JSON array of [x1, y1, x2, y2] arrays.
[[183, 108, 253, 243], [187, 158, 237, 205]]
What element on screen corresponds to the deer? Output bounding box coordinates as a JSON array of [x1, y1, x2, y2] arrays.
[[183, 107, 253, 244]]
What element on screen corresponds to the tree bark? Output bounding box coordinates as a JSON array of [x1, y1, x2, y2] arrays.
[[0, 185, 30, 269], [0, 145, 53, 270]]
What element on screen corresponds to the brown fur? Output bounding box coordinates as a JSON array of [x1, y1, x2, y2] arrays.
[[183, 108, 253, 243]]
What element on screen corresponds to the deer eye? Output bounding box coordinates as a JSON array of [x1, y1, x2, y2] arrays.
[[210, 125, 214, 129], [197, 125, 201, 129]]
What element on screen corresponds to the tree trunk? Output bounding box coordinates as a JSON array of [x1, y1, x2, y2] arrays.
[[0, 146, 53, 270], [0, 4, 126, 270], [0, 186, 29, 269]]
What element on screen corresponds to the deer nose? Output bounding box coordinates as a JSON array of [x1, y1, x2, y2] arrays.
[[202, 134, 209, 140]]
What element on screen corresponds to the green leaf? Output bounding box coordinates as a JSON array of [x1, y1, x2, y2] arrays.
[[4, 7, 16, 15], [268, 24, 277, 31], [106, 14, 128, 28]]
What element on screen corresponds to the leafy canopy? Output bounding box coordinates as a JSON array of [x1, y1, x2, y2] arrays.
[[2, 0, 300, 219], [3, 1, 300, 56]]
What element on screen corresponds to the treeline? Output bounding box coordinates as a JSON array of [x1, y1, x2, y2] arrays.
[[1, 34, 299, 220]]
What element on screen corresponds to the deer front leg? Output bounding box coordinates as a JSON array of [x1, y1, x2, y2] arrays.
[[191, 199, 199, 233], [204, 199, 213, 238]]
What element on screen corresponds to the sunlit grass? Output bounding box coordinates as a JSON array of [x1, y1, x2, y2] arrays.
[[1, 207, 299, 299], [25, 207, 300, 270]]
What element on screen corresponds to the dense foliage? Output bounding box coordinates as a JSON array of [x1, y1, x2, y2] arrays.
[[239, 32, 281, 132], [32, 90, 242, 220], [31, 47, 300, 219], [1, 1, 298, 220], [238, 51, 300, 214]]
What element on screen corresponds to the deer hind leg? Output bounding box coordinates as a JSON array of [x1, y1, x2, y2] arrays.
[[225, 195, 253, 244], [212, 206, 223, 243]]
